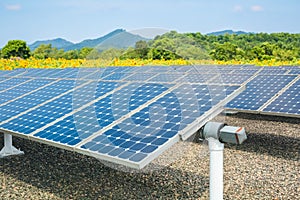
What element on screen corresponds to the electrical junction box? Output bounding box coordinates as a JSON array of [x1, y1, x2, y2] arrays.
[[219, 126, 247, 144]]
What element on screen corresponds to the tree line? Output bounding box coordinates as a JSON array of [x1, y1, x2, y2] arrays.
[[1, 31, 299, 61]]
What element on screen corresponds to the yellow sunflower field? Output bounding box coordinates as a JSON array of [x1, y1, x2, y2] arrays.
[[0, 58, 299, 71]]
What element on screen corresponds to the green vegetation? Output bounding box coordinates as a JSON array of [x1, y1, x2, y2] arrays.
[[1, 40, 31, 59], [154, 31, 300, 61], [2, 31, 299, 62]]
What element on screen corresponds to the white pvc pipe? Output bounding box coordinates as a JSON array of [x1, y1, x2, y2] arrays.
[[208, 137, 224, 200]]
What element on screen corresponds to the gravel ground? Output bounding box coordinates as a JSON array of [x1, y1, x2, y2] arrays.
[[0, 113, 299, 200]]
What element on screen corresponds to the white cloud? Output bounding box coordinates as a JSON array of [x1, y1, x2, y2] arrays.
[[251, 5, 263, 12], [233, 5, 243, 12], [5, 4, 21, 11]]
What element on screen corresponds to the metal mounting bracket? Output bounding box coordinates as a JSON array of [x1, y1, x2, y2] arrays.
[[0, 133, 24, 158]]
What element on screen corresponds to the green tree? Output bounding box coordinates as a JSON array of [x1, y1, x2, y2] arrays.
[[251, 42, 277, 60], [86, 49, 101, 59], [1, 40, 31, 59], [63, 50, 79, 60], [176, 45, 209, 60], [151, 37, 176, 52], [50, 48, 65, 59], [210, 42, 240, 61], [32, 44, 53, 59], [134, 40, 149, 59], [98, 48, 124, 60], [147, 48, 181, 60], [79, 47, 94, 59], [119, 47, 140, 60], [135, 40, 148, 49]]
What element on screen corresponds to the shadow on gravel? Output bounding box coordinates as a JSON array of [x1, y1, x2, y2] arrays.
[[225, 132, 300, 161], [0, 137, 208, 199], [226, 112, 300, 125], [224, 112, 300, 161]]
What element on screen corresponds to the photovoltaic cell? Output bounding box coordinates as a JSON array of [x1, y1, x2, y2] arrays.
[[147, 73, 183, 83], [80, 83, 240, 168], [3, 69, 27, 77], [179, 73, 215, 83], [227, 75, 297, 111], [0, 80, 76, 122], [209, 74, 253, 85], [102, 72, 131, 81], [0, 78, 31, 91], [124, 73, 157, 82], [259, 68, 288, 75], [4, 65, 298, 169], [30, 82, 172, 148], [262, 79, 300, 115], [288, 69, 300, 75], [0, 79, 54, 105], [0, 81, 123, 135]]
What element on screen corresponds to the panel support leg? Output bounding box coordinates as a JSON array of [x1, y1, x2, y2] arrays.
[[0, 133, 24, 158], [208, 137, 224, 200]]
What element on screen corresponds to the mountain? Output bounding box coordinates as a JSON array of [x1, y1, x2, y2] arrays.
[[86, 30, 150, 51], [207, 30, 251, 36], [29, 29, 149, 51], [65, 29, 125, 51], [29, 38, 74, 50]]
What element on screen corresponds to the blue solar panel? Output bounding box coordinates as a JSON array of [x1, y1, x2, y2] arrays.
[[20, 68, 81, 79], [171, 65, 193, 72], [79, 83, 240, 168], [230, 69, 259, 74], [180, 73, 215, 83], [2, 68, 27, 77], [146, 66, 172, 73], [259, 67, 288, 74], [227, 75, 297, 111], [123, 73, 156, 82], [10, 66, 300, 168], [148, 73, 183, 83], [0, 81, 123, 135], [288, 69, 300, 75], [0, 79, 54, 105], [0, 78, 31, 91], [262, 79, 300, 115], [209, 74, 253, 85], [0, 80, 77, 122], [0, 77, 9, 82], [80, 92, 182, 165], [27, 82, 172, 148], [102, 72, 131, 81]]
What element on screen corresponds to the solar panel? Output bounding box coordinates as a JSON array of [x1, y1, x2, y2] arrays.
[[124, 73, 157, 82], [259, 67, 288, 74], [77, 84, 242, 168], [0, 80, 79, 122], [209, 74, 254, 85], [226, 74, 297, 111], [0, 66, 245, 169], [261, 78, 300, 116], [147, 73, 183, 83], [0, 81, 121, 135], [0, 78, 31, 91], [0, 79, 54, 105], [2, 65, 298, 169], [288, 69, 300, 75], [1, 68, 27, 77]]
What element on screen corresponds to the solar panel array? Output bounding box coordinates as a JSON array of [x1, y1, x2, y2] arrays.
[[0, 64, 299, 169], [226, 66, 300, 117], [0, 66, 245, 169]]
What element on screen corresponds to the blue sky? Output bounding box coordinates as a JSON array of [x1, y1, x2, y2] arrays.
[[0, 0, 299, 47]]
